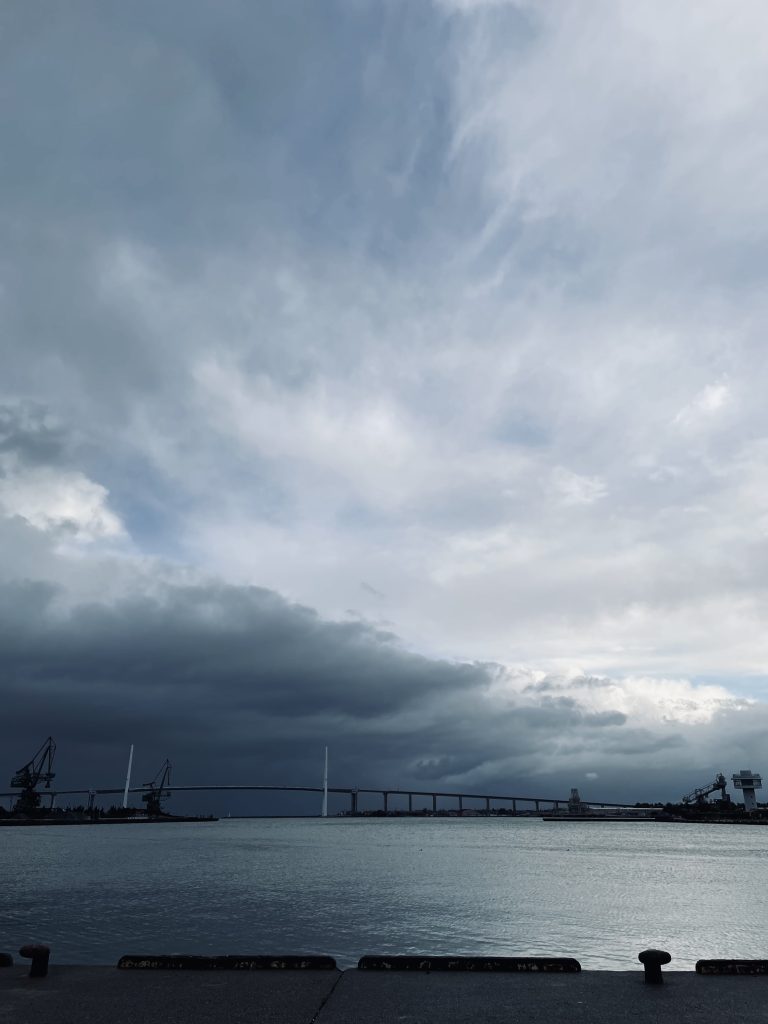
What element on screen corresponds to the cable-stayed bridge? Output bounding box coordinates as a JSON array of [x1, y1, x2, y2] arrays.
[[0, 782, 630, 815]]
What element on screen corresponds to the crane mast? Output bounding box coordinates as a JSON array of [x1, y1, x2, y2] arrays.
[[10, 737, 56, 815], [142, 759, 172, 817]]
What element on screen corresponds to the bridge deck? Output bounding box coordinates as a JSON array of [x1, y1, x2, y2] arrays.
[[0, 783, 634, 810]]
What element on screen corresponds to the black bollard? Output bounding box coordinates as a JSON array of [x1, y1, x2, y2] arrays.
[[0, 953, 13, 968], [19, 944, 50, 978], [638, 948, 671, 984]]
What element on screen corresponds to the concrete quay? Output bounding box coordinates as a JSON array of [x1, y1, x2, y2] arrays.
[[3, 962, 768, 1024]]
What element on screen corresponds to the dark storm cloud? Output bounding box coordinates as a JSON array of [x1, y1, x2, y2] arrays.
[[412, 756, 468, 780], [0, 510, 760, 807], [583, 710, 627, 727], [485, 698, 625, 732], [0, 572, 494, 785], [0, 537, 637, 801], [601, 731, 685, 756]]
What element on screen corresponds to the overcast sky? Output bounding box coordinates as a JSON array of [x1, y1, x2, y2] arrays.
[[3, 1, 768, 808]]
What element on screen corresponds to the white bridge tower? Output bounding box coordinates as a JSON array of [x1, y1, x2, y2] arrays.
[[322, 746, 328, 818], [732, 769, 762, 812]]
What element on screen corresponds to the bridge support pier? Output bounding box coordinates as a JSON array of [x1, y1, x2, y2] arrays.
[[485, 797, 490, 814], [432, 794, 437, 814], [408, 793, 412, 813], [383, 792, 388, 814], [512, 799, 517, 815], [350, 791, 358, 815], [458, 795, 463, 814], [534, 799, 540, 812]]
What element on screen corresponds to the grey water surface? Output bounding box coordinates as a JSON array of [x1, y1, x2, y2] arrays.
[[3, 817, 768, 969]]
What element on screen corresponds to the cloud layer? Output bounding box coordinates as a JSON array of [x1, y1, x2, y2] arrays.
[[0, 508, 761, 807], [3, 2, 768, 803]]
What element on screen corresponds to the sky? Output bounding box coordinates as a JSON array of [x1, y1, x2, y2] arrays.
[[3, 0, 768, 809]]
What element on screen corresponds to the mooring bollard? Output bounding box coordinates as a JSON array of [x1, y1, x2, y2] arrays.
[[638, 948, 671, 984], [19, 944, 50, 978], [0, 954, 13, 968]]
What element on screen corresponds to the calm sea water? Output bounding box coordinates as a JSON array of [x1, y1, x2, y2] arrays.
[[3, 817, 768, 969]]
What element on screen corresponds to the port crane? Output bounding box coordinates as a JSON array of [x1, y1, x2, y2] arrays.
[[10, 737, 56, 814], [142, 759, 172, 817], [681, 772, 728, 805]]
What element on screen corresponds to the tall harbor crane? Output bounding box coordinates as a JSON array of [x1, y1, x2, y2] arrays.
[[142, 759, 172, 817], [681, 772, 728, 805], [10, 737, 56, 814]]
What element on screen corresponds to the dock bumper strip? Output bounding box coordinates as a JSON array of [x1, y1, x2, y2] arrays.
[[117, 954, 337, 970], [357, 956, 581, 972], [696, 960, 768, 975]]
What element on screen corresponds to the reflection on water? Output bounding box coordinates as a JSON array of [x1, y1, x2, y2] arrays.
[[3, 817, 768, 969]]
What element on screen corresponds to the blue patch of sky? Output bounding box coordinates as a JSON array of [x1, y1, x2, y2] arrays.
[[85, 443, 293, 559], [83, 455, 190, 559], [690, 675, 768, 700], [583, 670, 768, 702], [493, 412, 550, 449]]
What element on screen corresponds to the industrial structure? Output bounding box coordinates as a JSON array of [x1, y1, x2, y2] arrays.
[[9, 737, 56, 814], [5, 738, 768, 820], [568, 788, 588, 814], [732, 770, 762, 812], [141, 759, 172, 817], [6, 740, 180, 819], [681, 773, 729, 805]]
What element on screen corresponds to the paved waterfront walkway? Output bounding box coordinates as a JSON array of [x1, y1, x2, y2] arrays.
[[3, 964, 768, 1023]]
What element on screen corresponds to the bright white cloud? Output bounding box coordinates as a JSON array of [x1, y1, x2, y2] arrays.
[[193, 357, 423, 509], [673, 382, 731, 431], [551, 467, 608, 506], [0, 457, 124, 543]]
